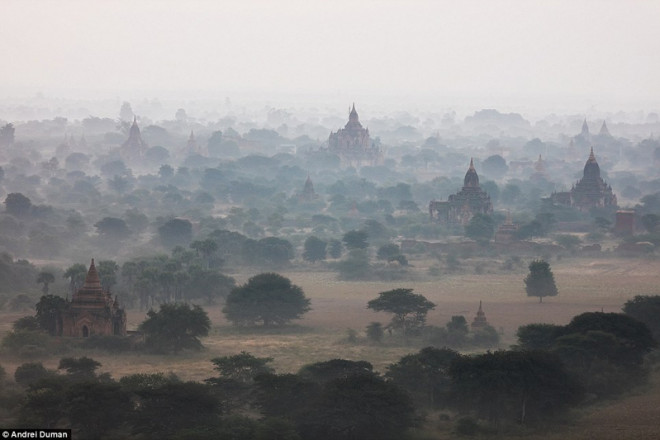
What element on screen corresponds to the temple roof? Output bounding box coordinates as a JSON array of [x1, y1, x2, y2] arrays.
[[345, 103, 363, 129], [583, 147, 601, 180], [581, 118, 590, 136], [463, 158, 480, 188], [599, 121, 611, 136], [82, 259, 102, 290]]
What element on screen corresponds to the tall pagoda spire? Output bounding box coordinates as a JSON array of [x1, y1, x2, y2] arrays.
[[581, 118, 590, 136]]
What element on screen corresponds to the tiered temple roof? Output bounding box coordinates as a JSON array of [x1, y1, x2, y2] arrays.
[[121, 117, 148, 162], [328, 104, 382, 167], [61, 259, 126, 337], [429, 159, 493, 225], [551, 148, 617, 210]]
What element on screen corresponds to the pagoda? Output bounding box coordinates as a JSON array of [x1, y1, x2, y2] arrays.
[[328, 104, 382, 167], [551, 148, 617, 210], [299, 175, 318, 202], [471, 301, 489, 330], [60, 259, 126, 337], [429, 159, 493, 225], [120, 116, 148, 162]]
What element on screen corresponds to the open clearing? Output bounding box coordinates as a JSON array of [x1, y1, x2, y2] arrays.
[[2, 257, 659, 438]]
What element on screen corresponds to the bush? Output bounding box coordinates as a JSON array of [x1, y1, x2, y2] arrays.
[[1, 330, 51, 356], [79, 335, 132, 352]]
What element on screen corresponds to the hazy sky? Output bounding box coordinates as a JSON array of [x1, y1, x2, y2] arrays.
[[2, 0, 659, 110]]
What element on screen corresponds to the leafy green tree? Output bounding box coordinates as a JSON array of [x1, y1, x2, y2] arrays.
[[36, 271, 55, 295], [13, 316, 41, 332], [367, 288, 435, 336], [464, 214, 495, 241], [207, 352, 275, 385], [524, 260, 558, 303], [131, 380, 221, 439], [58, 356, 101, 380], [561, 312, 657, 362], [139, 303, 211, 353], [376, 243, 401, 261], [63, 263, 87, 294], [641, 214, 660, 233], [97, 260, 119, 291], [623, 295, 660, 342], [342, 230, 368, 250], [251, 237, 295, 267], [482, 154, 508, 179], [516, 323, 563, 350], [303, 236, 327, 263], [158, 218, 193, 249], [223, 273, 311, 327], [336, 249, 371, 280], [191, 239, 218, 268], [386, 347, 460, 408], [328, 239, 343, 259], [14, 362, 54, 387], [4, 192, 32, 217], [446, 315, 469, 347], [555, 234, 582, 251], [65, 381, 131, 439], [94, 217, 131, 240], [18, 376, 69, 428], [298, 359, 374, 384], [301, 374, 414, 440], [449, 350, 582, 425], [35, 294, 66, 336]]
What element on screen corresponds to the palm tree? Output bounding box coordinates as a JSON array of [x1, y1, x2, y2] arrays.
[[36, 271, 55, 295]]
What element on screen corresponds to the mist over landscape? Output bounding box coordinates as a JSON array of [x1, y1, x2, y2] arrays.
[[1, 1, 660, 439]]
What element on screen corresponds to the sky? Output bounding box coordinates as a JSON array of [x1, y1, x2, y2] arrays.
[[1, 0, 659, 112]]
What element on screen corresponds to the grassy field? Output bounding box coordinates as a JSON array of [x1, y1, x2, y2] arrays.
[[1, 256, 659, 438]]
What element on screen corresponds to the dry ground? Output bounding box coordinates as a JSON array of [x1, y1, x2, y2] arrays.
[[1, 257, 659, 438]]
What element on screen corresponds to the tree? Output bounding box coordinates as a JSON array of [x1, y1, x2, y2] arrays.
[[367, 288, 436, 336], [641, 214, 660, 233], [158, 218, 193, 249], [516, 323, 563, 350], [376, 243, 401, 261], [63, 263, 87, 294], [207, 351, 275, 385], [139, 303, 211, 353], [36, 271, 55, 295], [301, 374, 415, 440], [328, 239, 343, 259], [130, 380, 221, 439], [449, 350, 582, 425], [97, 260, 119, 291], [386, 347, 460, 408], [14, 362, 54, 387], [58, 356, 101, 380], [94, 217, 130, 240], [464, 213, 495, 241], [482, 155, 508, 179], [303, 236, 327, 263], [623, 295, 660, 342], [0, 122, 15, 146], [190, 239, 219, 268], [65, 381, 131, 439], [298, 359, 374, 384], [223, 273, 311, 327], [524, 260, 558, 303], [4, 193, 32, 217], [35, 294, 66, 336], [342, 230, 368, 250]]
